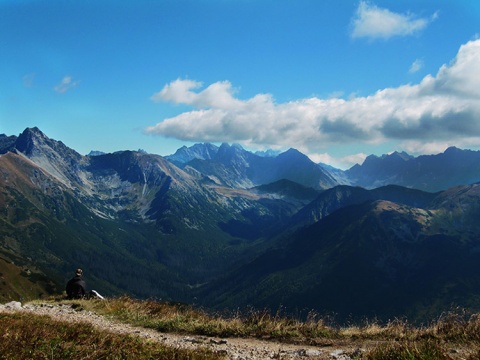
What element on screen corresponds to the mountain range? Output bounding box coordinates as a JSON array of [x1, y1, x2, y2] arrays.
[[2, 127, 480, 323]]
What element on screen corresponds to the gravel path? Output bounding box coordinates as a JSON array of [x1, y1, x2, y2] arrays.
[[0, 301, 366, 359]]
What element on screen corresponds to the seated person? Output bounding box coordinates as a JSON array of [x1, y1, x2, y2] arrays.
[[66, 268, 86, 299]]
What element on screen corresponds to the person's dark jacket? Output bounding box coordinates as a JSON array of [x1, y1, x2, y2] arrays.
[[66, 275, 86, 299]]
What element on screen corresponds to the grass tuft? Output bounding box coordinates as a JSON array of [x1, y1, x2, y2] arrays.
[[79, 296, 337, 341], [365, 339, 452, 360], [0, 311, 221, 359], [22, 297, 480, 359]]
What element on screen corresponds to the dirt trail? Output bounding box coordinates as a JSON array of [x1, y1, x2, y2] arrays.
[[0, 301, 368, 359]]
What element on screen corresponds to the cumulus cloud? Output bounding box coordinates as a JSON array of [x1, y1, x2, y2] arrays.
[[351, 1, 436, 40], [54, 75, 80, 94], [146, 39, 480, 165], [150, 79, 244, 110]]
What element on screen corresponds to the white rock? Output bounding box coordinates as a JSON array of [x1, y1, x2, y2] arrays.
[[4, 301, 22, 309], [304, 349, 323, 357]]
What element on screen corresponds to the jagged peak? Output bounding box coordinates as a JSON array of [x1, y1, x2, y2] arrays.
[[217, 142, 247, 156], [255, 149, 281, 158], [15, 127, 49, 154], [15, 127, 80, 158], [278, 148, 310, 162], [361, 151, 412, 166], [362, 154, 379, 163], [24, 126, 42, 133], [18, 126, 46, 140], [444, 146, 461, 154], [166, 142, 219, 164], [388, 151, 413, 161]]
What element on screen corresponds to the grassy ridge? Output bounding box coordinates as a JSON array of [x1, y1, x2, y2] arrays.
[[7, 297, 480, 359], [89, 296, 336, 340], [79, 297, 480, 359], [0, 311, 221, 360]]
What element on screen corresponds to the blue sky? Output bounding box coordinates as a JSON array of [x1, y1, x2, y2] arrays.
[[1, 0, 480, 169]]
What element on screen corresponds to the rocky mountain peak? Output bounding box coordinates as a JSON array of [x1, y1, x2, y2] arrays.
[[216, 142, 253, 167], [389, 151, 413, 161], [277, 148, 308, 162], [166, 143, 219, 165], [15, 127, 47, 155], [12, 127, 83, 187], [444, 146, 460, 154], [15, 127, 81, 160]]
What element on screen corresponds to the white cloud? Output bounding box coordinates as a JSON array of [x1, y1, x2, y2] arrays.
[[409, 59, 424, 74], [54, 75, 80, 94], [308, 152, 334, 164], [351, 1, 436, 40], [308, 152, 367, 170], [341, 153, 369, 168], [146, 39, 480, 162], [150, 78, 244, 110]]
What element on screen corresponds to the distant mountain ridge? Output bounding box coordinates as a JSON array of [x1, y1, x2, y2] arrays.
[[2, 127, 480, 322], [346, 146, 480, 191], [168, 141, 480, 192], [6, 129, 480, 194], [169, 143, 338, 190]]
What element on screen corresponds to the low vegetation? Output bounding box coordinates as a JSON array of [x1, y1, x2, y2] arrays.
[[6, 296, 480, 359], [0, 310, 220, 360], [78, 296, 337, 340]]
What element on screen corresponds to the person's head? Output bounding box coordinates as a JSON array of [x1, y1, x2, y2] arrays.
[[75, 268, 83, 276]]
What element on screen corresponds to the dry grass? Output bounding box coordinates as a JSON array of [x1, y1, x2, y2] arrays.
[[27, 297, 480, 359], [364, 339, 452, 360], [74, 297, 336, 341], [0, 311, 222, 360]]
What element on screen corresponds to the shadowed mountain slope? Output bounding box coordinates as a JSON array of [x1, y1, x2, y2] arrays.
[[0, 128, 307, 301], [200, 184, 480, 323], [347, 147, 480, 192], [3, 127, 480, 323]]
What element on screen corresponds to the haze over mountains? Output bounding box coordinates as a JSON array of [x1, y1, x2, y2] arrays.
[[2, 127, 480, 322]]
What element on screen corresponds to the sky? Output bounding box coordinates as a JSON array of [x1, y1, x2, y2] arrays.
[[1, 0, 480, 169]]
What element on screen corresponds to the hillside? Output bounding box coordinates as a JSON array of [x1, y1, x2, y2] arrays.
[[201, 184, 480, 323], [2, 297, 480, 359], [2, 127, 480, 323], [0, 128, 315, 302]]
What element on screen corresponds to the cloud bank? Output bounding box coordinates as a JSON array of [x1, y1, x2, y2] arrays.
[[351, 1, 437, 40], [146, 39, 480, 166]]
